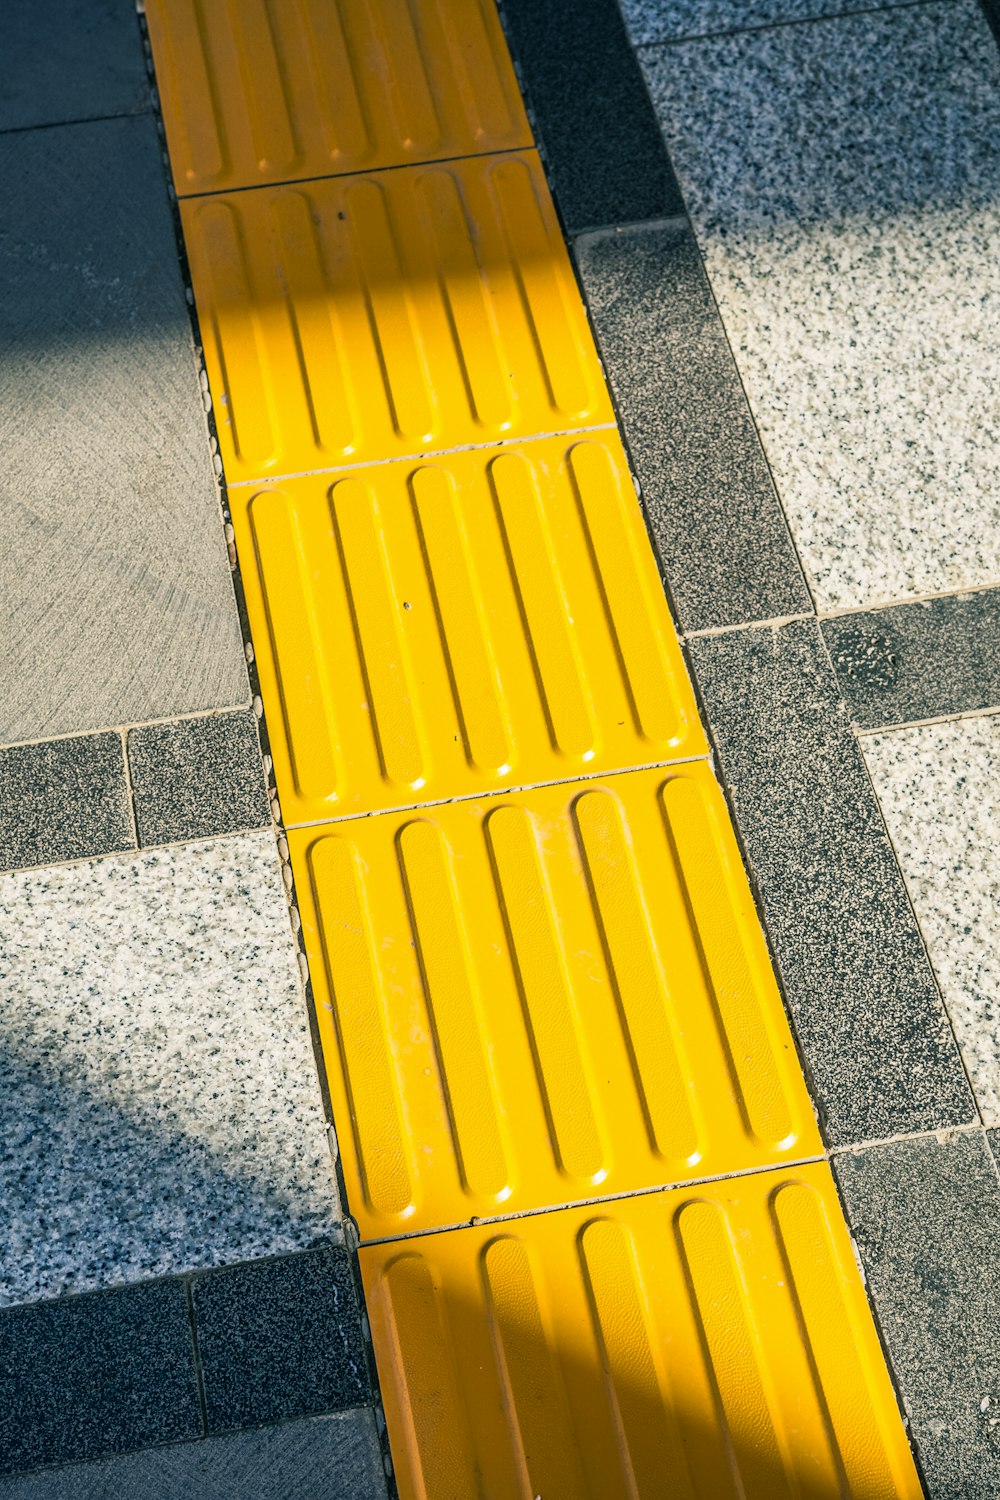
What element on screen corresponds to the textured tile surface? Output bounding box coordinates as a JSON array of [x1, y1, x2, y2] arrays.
[[292, 762, 820, 1240], [146, 0, 530, 195], [689, 620, 975, 1144], [0, 1412, 387, 1500], [0, 734, 132, 873], [0, 0, 149, 131], [500, 0, 684, 231], [193, 1250, 369, 1433], [642, 1, 1000, 612], [576, 223, 811, 631], [0, 1280, 200, 1477], [823, 588, 1000, 729], [363, 1164, 921, 1500], [0, 117, 248, 743], [182, 153, 612, 483], [622, 0, 919, 44], [835, 1132, 1000, 1499], [234, 435, 704, 826], [863, 715, 1000, 1123], [128, 711, 270, 847], [0, 832, 339, 1308]]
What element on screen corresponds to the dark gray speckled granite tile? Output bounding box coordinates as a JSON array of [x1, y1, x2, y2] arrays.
[[576, 222, 812, 632], [688, 619, 975, 1143], [0, 733, 133, 873], [192, 1250, 369, 1434], [0, 1279, 201, 1476], [835, 1131, 1000, 1499], [128, 711, 270, 847], [822, 588, 1000, 729], [500, 0, 684, 231]]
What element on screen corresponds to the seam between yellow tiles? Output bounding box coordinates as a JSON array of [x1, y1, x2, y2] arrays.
[[221, 422, 621, 489], [144, 4, 924, 1495], [355, 1150, 829, 1246], [168, 143, 536, 201], [280, 751, 713, 830]]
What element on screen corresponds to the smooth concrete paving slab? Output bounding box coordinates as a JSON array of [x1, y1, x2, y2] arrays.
[[641, 0, 1000, 612], [0, 1411, 388, 1500], [0, 0, 149, 132], [576, 221, 812, 631], [0, 832, 340, 1308], [0, 115, 248, 745], [835, 1131, 1000, 1500], [863, 714, 1000, 1124]]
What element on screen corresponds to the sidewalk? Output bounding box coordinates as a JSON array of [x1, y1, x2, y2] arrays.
[[1, 0, 999, 1495]]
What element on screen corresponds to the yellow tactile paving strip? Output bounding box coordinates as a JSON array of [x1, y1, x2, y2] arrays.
[[291, 763, 819, 1239], [181, 152, 612, 481], [147, 0, 922, 1493], [232, 434, 705, 824], [145, 0, 532, 195], [362, 1165, 922, 1500]]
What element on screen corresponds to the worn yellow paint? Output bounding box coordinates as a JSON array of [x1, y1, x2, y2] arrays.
[[231, 434, 704, 824], [361, 1164, 923, 1500], [145, 0, 532, 196], [289, 763, 820, 1240], [180, 151, 612, 482]]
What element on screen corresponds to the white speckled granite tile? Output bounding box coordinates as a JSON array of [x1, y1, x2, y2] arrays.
[[863, 715, 1000, 1122], [641, 0, 1000, 612], [621, 0, 922, 45], [0, 832, 340, 1309]]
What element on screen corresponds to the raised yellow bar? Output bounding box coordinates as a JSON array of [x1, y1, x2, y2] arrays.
[[290, 763, 820, 1240], [181, 152, 613, 482], [232, 433, 704, 824], [145, 0, 532, 196], [362, 1164, 921, 1500]]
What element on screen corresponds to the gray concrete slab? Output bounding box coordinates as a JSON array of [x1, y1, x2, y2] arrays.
[[835, 1131, 1000, 1499], [0, 115, 248, 745], [688, 619, 976, 1144], [127, 711, 270, 847], [0, 1411, 388, 1500], [0, 0, 149, 132]]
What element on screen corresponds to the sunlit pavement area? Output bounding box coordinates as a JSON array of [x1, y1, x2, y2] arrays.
[[1, 0, 999, 1495]]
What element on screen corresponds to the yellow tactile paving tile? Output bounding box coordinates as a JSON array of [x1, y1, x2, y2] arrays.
[[362, 1165, 921, 1500], [145, 0, 532, 196], [233, 434, 705, 824], [289, 762, 820, 1241], [181, 151, 613, 482]]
